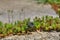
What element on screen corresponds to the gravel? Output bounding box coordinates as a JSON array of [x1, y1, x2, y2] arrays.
[[0, 32, 60, 40]]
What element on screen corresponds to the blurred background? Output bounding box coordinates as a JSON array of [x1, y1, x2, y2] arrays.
[[0, 0, 59, 23]]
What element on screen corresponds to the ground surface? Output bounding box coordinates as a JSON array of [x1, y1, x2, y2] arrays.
[[0, 0, 59, 23], [1, 32, 60, 40]]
